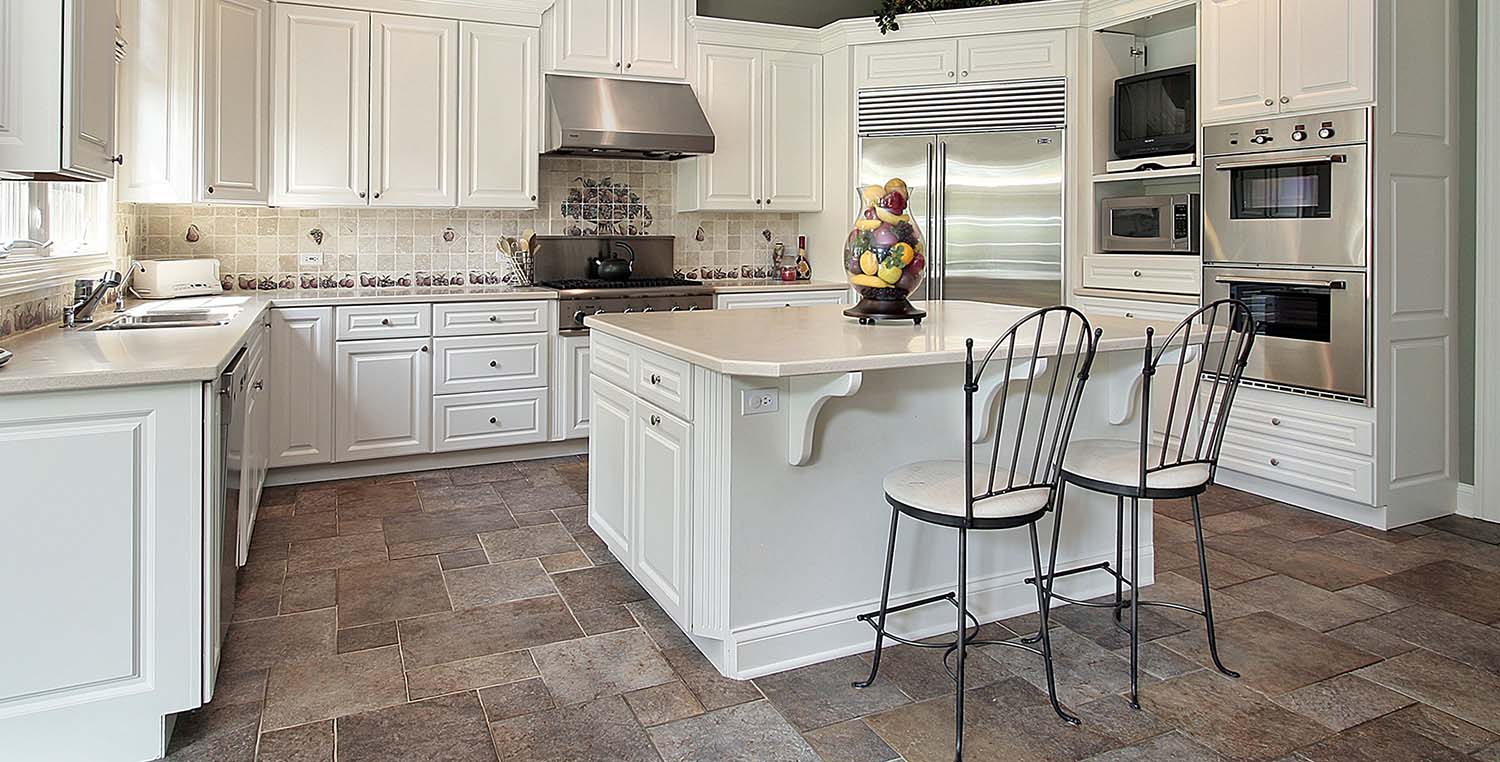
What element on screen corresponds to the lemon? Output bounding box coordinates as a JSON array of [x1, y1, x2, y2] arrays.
[[850, 274, 887, 288], [859, 251, 878, 276]]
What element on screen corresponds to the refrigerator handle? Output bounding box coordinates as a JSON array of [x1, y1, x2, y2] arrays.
[[926, 142, 936, 301], [936, 140, 947, 301]]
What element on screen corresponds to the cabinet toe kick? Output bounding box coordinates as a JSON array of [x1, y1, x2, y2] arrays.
[[787, 371, 863, 466]]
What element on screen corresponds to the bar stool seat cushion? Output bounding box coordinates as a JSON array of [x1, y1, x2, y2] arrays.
[[1062, 438, 1211, 491], [884, 460, 1052, 519]]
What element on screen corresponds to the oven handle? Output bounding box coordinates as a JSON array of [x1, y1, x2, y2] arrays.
[[1212, 154, 1347, 171], [1213, 275, 1348, 290]]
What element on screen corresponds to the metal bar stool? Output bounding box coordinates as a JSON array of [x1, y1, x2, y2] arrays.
[[852, 306, 1102, 762], [1032, 298, 1256, 709]]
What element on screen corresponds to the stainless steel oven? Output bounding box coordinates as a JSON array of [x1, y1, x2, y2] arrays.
[[1203, 266, 1368, 399], [1098, 194, 1199, 254], [1202, 108, 1369, 267]]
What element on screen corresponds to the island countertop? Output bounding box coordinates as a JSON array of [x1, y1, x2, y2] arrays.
[[585, 299, 1177, 377]]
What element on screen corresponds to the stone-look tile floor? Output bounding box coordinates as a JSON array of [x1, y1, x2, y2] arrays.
[[164, 463, 1500, 762]]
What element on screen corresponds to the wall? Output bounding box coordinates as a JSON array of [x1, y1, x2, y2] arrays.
[[128, 158, 802, 291], [696, 0, 882, 28]]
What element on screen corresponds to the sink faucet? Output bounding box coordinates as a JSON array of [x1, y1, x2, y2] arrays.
[[63, 269, 123, 328], [115, 260, 141, 312]]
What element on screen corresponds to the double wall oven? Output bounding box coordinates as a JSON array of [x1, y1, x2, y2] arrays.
[[1202, 108, 1370, 401]]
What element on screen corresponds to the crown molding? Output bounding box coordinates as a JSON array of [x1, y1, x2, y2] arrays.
[[1082, 0, 1193, 30], [288, 0, 554, 26], [815, 0, 1087, 53], [689, 15, 821, 52]]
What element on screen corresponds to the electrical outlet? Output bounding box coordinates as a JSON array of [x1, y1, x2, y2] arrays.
[[741, 388, 779, 415], [298, 253, 323, 266]]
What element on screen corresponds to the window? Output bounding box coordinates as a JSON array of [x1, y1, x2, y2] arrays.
[[0, 180, 115, 298]]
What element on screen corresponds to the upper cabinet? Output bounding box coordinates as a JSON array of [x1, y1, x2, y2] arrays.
[[273, 4, 371, 206], [459, 22, 540, 208], [0, 0, 118, 180], [548, 0, 687, 80], [369, 13, 459, 207], [200, 0, 272, 203], [1200, 0, 1374, 125], [677, 44, 822, 212], [853, 30, 1066, 90]]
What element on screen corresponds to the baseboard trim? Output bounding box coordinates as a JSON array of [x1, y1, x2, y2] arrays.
[[1457, 482, 1477, 518], [265, 440, 587, 487]]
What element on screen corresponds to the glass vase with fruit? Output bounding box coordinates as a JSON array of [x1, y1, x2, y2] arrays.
[[843, 179, 927, 325]]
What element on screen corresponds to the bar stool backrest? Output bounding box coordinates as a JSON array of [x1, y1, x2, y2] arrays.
[[1139, 298, 1257, 489], [964, 306, 1102, 524]]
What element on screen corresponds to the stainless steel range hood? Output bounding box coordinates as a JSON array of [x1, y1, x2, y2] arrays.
[[544, 75, 715, 160]]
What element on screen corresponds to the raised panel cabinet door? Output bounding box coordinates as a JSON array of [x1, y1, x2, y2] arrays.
[[370, 13, 458, 207], [0, 2, 61, 174], [269, 307, 335, 467], [273, 4, 370, 206], [459, 22, 538, 208], [201, 0, 272, 203], [117, 0, 196, 202], [65, 0, 119, 177], [553, 333, 591, 440], [621, 0, 686, 79], [336, 337, 433, 461], [956, 30, 1067, 83], [762, 50, 822, 212], [632, 401, 690, 624], [588, 377, 634, 561], [854, 38, 957, 89], [554, 0, 621, 74], [694, 44, 761, 210], [1200, 0, 1280, 124], [1278, 0, 1375, 113]]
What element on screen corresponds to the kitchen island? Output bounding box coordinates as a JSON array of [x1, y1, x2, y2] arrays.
[[585, 300, 1180, 679]]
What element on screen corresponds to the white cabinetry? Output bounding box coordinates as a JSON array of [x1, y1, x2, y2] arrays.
[[1200, 0, 1373, 124], [273, 4, 370, 206], [335, 336, 433, 461], [369, 13, 458, 206], [199, 0, 271, 202], [632, 399, 690, 619], [1081, 255, 1199, 295], [118, 0, 196, 201], [1072, 294, 1196, 324], [713, 289, 849, 310], [678, 45, 822, 212], [589, 377, 635, 555], [240, 322, 271, 563], [853, 31, 1066, 89], [269, 307, 335, 467], [554, 332, 591, 440], [459, 22, 539, 208], [549, 0, 686, 79]]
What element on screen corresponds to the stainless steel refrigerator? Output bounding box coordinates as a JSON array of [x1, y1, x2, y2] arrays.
[[857, 80, 1066, 307]]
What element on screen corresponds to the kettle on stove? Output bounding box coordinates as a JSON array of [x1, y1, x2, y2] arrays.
[[590, 241, 636, 281]]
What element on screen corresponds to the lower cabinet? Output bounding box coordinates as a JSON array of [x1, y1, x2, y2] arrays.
[[713, 288, 849, 310], [269, 307, 335, 466], [335, 336, 433, 461], [589, 377, 635, 556], [433, 388, 549, 452], [553, 332, 591, 440]]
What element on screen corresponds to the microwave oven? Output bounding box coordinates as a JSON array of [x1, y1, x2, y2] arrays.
[[1099, 194, 1200, 254]]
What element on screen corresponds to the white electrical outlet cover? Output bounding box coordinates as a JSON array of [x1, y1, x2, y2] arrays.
[[741, 388, 779, 415], [298, 253, 323, 266]]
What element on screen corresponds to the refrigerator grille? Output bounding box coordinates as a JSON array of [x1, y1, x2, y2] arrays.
[[857, 78, 1066, 136]]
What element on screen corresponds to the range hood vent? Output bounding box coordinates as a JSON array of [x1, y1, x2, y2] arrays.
[[544, 75, 715, 161], [858, 78, 1067, 136]]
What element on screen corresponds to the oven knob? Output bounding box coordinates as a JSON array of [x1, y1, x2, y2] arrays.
[[592, 308, 606, 316], [1318, 127, 1335, 140], [688, 305, 700, 311], [642, 306, 653, 313], [573, 310, 587, 323], [1291, 129, 1308, 142], [670, 305, 682, 312], [1250, 135, 1272, 145], [623, 308, 635, 314]]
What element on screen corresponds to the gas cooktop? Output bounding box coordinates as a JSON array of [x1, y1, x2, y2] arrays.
[[540, 278, 704, 291]]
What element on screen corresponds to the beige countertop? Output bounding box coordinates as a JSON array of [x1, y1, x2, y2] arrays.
[[706, 279, 848, 294], [587, 300, 1174, 377]]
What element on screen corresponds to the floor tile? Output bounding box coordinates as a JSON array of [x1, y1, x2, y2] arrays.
[[387, 533, 483, 559], [374, 468, 452, 488], [478, 676, 555, 721], [1296, 530, 1444, 574], [1218, 575, 1382, 632], [573, 530, 621, 566], [255, 720, 333, 762], [1322, 620, 1416, 658], [1049, 595, 1189, 650], [800, 719, 900, 762], [982, 626, 1134, 707], [400, 595, 583, 670], [477, 523, 581, 563], [1075, 693, 1173, 747], [754, 654, 910, 732], [626, 599, 693, 651], [1477, 741, 1500, 762], [489, 694, 660, 762], [512, 509, 563, 528], [1367, 560, 1500, 624], [1157, 486, 1269, 521], [1357, 649, 1500, 733], [336, 556, 451, 627], [1333, 583, 1412, 613], [540, 550, 591, 573], [1205, 532, 1385, 591], [1377, 704, 1499, 754], [406, 650, 538, 700], [221, 608, 337, 674], [1136, 670, 1330, 761], [336, 621, 397, 654], [1293, 715, 1471, 762], [858, 641, 1009, 701], [648, 700, 820, 762], [624, 681, 705, 727], [532, 629, 678, 706], [500, 483, 585, 513], [418, 483, 504, 513], [553, 506, 590, 534], [551, 564, 650, 610], [293, 487, 338, 514], [440, 549, 491, 570], [262, 645, 407, 730], [1425, 515, 1500, 545], [336, 517, 383, 536], [1402, 531, 1500, 573], [574, 604, 640, 636], [1270, 673, 1414, 731], [336, 482, 422, 519], [336, 691, 499, 762], [254, 512, 338, 545], [1155, 612, 1379, 696], [661, 646, 763, 711], [261, 485, 299, 507], [1238, 502, 1357, 542], [285, 533, 388, 574], [447, 462, 525, 486], [1363, 604, 1500, 673], [1080, 731, 1226, 762], [280, 569, 336, 614], [383, 504, 518, 548], [162, 669, 266, 762], [163, 720, 258, 762], [1111, 640, 1204, 680], [445, 559, 557, 609]]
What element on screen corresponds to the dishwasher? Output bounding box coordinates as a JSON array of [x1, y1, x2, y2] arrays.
[[204, 346, 247, 701]]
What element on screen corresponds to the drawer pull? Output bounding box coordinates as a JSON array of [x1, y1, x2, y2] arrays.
[[421, 345, 429, 352], [489, 360, 499, 368], [381, 318, 392, 326], [1133, 270, 1142, 277], [650, 414, 661, 426], [1124, 312, 1135, 318], [1270, 417, 1282, 426], [488, 315, 498, 322], [1269, 458, 1281, 467], [649, 373, 662, 385], [489, 417, 498, 425]]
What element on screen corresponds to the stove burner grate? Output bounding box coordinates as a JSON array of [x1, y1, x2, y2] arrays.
[[540, 278, 702, 290]]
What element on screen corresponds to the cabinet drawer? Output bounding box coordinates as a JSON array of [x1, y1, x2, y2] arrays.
[[1082, 255, 1199, 295], [635, 347, 691, 420], [433, 388, 550, 452], [1215, 428, 1374, 504], [590, 330, 634, 391], [1222, 395, 1375, 457], [714, 289, 848, 310], [433, 300, 549, 336], [1074, 295, 1196, 324], [433, 334, 550, 395], [335, 303, 432, 340]]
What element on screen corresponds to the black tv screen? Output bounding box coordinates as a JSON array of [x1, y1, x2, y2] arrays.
[[1115, 65, 1196, 160]]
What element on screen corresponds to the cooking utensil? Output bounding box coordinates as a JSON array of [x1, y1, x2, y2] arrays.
[[596, 241, 636, 281]]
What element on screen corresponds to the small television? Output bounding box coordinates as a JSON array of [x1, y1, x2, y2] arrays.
[[1114, 65, 1196, 160]]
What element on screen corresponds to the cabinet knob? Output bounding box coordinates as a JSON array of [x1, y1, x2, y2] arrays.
[[961, 69, 969, 78], [649, 414, 661, 426], [489, 360, 498, 368], [252, 380, 263, 391], [530, 195, 537, 201], [1265, 98, 1274, 106], [373, 192, 381, 199], [358, 192, 367, 199], [1124, 312, 1135, 318], [488, 315, 498, 322], [110, 154, 124, 165], [489, 417, 498, 425], [207, 186, 215, 194], [1133, 270, 1142, 277], [755, 198, 762, 205], [625, 62, 632, 69], [649, 373, 662, 385], [615, 61, 622, 68], [947, 70, 955, 78], [381, 318, 392, 325], [421, 345, 429, 352], [1270, 417, 1282, 426], [1280, 96, 1290, 104], [1269, 457, 1281, 467]]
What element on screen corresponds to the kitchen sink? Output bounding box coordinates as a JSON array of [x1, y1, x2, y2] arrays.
[[89, 308, 239, 330]]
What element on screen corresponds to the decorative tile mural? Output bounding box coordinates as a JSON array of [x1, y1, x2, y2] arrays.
[[560, 175, 654, 236]]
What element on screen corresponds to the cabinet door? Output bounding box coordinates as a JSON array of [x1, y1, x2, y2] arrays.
[[201, 0, 271, 203], [64, 0, 119, 178], [370, 14, 458, 207], [588, 377, 634, 561], [240, 336, 270, 565], [854, 39, 956, 89], [956, 30, 1067, 83], [633, 401, 690, 624], [1278, 0, 1374, 113], [273, 4, 369, 206], [762, 50, 822, 212], [459, 22, 538, 208], [622, 0, 685, 79], [118, 0, 196, 202], [692, 45, 761, 210], [336, 337, 433, 461], [1200, 0, 1280, 124], [269, 307, 335, 467], [553, 0, 621, 74], [554, 333, 591, 440]]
